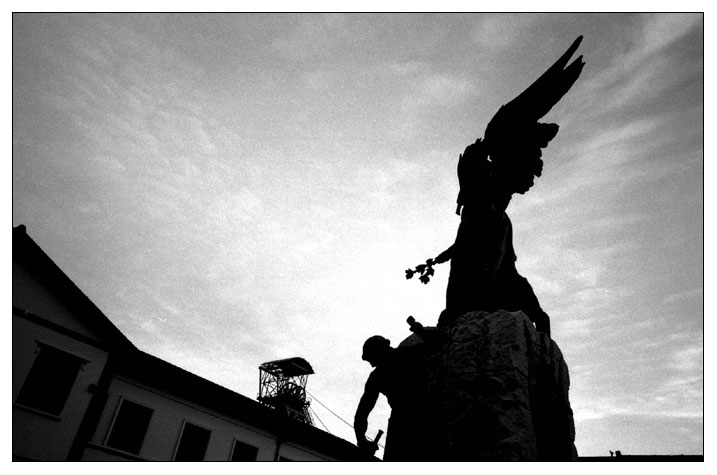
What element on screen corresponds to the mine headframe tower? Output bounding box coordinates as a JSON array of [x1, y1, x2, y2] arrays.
[[258, 357, 314, 426]]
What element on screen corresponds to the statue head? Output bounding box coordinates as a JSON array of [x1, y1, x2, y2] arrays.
[[362, 335, 392, 367]]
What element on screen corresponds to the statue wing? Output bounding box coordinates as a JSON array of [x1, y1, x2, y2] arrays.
[[483, 35, 585, 157]]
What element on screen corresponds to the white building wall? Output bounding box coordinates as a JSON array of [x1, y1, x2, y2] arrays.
[[84, 376, 337, 461]]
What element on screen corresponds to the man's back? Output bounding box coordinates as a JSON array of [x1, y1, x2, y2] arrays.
[[368, 346, 429, 413]]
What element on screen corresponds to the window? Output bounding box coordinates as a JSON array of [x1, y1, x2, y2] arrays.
[[230, 439, 258, 461], [105, 399, 154, 455], [15, 343, 86, 415], [174, 422, 212, 461]]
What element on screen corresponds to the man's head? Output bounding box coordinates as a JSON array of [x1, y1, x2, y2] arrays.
[[362, 335, 392, 367]]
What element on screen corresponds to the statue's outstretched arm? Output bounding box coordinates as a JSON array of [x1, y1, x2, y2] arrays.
[[433, 245, 454, 265], [405, 245, 454, 284]]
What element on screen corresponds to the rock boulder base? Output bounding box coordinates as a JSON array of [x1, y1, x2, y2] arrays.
[[398, 310, 577, 461]]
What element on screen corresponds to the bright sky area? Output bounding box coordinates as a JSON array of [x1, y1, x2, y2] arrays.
[[12, 12, 703, 457]]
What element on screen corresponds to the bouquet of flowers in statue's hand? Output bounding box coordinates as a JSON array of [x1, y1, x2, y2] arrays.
[[406, 245, 454, 284], [405, 258, 436, 284]]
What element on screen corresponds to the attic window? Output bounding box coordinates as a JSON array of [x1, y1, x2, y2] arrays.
[[15, 343, 86, 415]]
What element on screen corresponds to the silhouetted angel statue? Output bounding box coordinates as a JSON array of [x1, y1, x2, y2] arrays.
[[406, 36, 585, 336]]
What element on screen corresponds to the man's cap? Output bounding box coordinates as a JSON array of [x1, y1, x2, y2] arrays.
[[362, 335, 390, 360]]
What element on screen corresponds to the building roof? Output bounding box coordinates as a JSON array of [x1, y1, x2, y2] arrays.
[[13, 225, 136, 351], [259, 357, 315, 377]]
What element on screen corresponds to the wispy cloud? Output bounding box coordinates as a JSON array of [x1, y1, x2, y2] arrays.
[[470, 14, 544, 51], [662, 288, 703, 306], [404, 73, 476, 109], [271, 13, 350, 62], [568, 13, 702, 114], [630, 14, 703, 65]]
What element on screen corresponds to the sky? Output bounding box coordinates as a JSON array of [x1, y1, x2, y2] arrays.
[[12, 13, 704, 457]]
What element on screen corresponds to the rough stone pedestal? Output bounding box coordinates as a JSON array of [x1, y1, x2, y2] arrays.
[[399, 310, 577, 461]]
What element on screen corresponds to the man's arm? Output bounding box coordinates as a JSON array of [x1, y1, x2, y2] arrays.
[[354, 375, 380, 452]]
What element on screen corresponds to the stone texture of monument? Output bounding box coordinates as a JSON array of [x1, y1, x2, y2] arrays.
[[398, 310, 577, 461]]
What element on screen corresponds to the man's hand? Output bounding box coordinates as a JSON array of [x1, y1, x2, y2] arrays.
[[357, 437, 379, 455]]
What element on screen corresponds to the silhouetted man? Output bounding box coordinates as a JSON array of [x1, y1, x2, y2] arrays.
[[354, 318, 448, 461]]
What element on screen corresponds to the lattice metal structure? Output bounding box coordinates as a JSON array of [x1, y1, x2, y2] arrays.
[[258, 357, 314, 426]]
